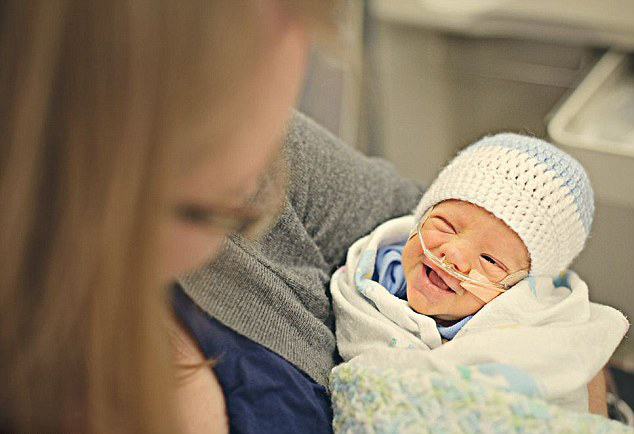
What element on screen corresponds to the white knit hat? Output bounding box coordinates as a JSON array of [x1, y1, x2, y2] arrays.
[[413, 133, 594, 277]]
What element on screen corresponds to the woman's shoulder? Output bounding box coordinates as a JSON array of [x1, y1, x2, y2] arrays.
[[284, 111, 424, 268]]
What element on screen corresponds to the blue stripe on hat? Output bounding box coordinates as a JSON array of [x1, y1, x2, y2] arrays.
[[463, 133, 594, 235]]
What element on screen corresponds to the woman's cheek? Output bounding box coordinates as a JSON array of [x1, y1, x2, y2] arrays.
[[161, 223, 225, 280]]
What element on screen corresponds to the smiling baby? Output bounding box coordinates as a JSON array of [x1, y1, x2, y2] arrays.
[[330, 133, 628, 411]]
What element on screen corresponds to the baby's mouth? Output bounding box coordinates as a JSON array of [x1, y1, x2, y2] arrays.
[[424, 263, 455, 293]]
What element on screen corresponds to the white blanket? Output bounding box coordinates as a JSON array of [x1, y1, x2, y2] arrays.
[[331, 215, 629, 411]]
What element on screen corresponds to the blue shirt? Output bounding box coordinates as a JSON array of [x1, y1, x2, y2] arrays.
[[172, 286, 332, 434]]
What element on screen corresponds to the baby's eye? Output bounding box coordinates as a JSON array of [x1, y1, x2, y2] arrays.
[[479, 254, 509, 281], [432, 216, 456, 234], [481, 254, 500, 267]]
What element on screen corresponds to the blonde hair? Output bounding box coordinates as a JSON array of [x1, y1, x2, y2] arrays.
[[0, 1, 336, 432]]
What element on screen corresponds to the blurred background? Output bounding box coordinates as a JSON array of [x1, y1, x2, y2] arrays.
[[299, 0, 634, 414]]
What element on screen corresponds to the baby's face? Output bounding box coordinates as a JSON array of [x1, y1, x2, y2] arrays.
[[402, 200, 530, 321]]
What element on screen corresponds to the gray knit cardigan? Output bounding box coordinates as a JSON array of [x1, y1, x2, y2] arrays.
[[179, 112, 423, 387]]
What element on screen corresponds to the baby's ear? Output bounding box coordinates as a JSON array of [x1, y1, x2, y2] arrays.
[[408, 228, 417, 240]]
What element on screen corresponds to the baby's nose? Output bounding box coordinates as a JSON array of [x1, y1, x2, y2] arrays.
[[437, 241, 472, 274]]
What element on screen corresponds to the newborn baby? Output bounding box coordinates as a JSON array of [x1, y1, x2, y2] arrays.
[[330, 133, 628, 413]]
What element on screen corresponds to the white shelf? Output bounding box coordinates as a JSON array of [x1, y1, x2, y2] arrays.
[[371, 0, 634, 50], [548, 51, 634, 208]]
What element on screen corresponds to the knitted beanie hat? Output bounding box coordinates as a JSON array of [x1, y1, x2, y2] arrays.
[[413, 133, 594, 277]]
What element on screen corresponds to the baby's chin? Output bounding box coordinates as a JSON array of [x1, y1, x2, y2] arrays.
[[403, 281, 460, 320]]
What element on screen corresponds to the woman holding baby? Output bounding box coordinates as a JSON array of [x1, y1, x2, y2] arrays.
[[0, 1, 610, 433]]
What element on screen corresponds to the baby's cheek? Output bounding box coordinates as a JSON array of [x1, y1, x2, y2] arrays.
[[422, 231, 449, 250], [401, 236, 420, 271]]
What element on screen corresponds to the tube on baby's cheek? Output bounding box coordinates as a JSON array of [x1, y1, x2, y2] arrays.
[[459, 269, 503, 303]]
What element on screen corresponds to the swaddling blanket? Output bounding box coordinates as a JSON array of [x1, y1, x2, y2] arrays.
[[330, 215, 629, 413]]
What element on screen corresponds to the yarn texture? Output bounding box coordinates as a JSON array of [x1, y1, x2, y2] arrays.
[[414, 133, 594, 276]]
